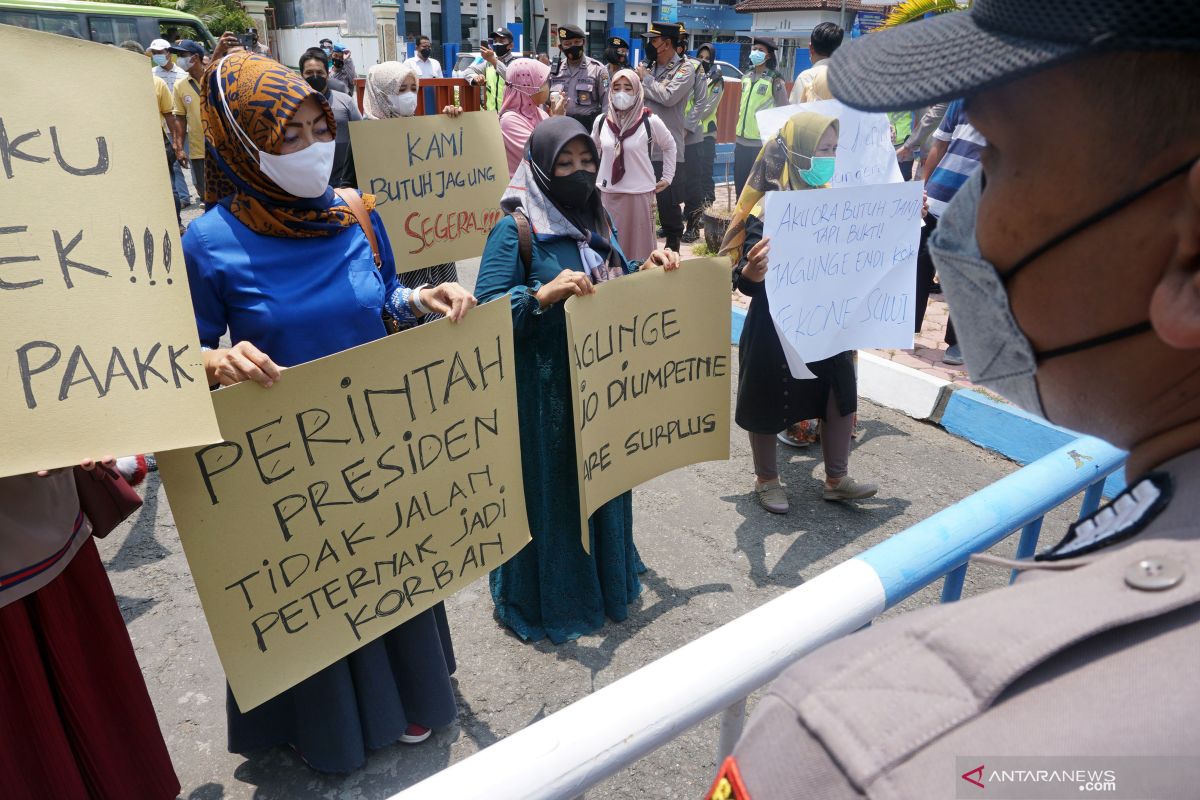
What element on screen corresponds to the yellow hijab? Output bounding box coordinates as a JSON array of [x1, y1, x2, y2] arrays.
[[720, 111, 839, 264]]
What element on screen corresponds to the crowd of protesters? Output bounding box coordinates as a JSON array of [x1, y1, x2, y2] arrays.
[[17, 5, 1192, 795]]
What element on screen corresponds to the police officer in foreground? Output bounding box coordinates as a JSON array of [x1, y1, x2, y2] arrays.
[[711, 2, 1200, 797], [603, 35, 629, 79], [466, 27, 517, 112], [551, 24, 609, 132], [637, 21, 694, 253]]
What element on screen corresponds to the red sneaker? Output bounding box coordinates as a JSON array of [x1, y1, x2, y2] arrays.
[[400, 723, 432, 744]]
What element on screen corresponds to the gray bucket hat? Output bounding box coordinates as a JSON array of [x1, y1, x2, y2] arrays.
[[828, 0, 1200, 112]]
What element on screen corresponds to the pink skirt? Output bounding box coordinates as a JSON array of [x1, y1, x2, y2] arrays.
[[601, 190, 657, 262]]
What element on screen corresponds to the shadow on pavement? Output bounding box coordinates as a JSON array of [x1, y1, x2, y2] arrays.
[[106, 473, 172, 573], [533, 567, 734, 684], [723, 418, 913, 588]]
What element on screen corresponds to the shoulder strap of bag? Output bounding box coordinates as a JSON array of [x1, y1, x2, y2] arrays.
[[333, 187, 382, 268], [511, 210, 533, 275], [643, 113, 653, 161]]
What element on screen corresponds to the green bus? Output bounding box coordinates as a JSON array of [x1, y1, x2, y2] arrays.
[[0, 0, 216, 50]]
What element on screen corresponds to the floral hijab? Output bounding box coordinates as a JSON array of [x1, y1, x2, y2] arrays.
[[203, 51, 371, 237]]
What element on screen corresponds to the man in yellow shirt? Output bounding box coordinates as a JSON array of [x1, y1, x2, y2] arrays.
[[170, 40, 208, 200]]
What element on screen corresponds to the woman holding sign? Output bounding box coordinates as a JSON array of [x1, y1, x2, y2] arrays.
[[721, 111, 879, 514], [361, 60, 465, 327], [183, 51, 476, 773], [475, 117, 679, 644]]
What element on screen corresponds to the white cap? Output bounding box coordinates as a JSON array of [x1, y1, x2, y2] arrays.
[[149, 38, 171, 51]]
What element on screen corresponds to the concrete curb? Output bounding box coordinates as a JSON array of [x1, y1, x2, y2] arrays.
[[730, 303, 1127, 495]]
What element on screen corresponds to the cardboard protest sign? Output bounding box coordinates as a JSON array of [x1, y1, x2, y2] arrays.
[[762, 182, 924, 375], [350, 112, 508, 272], [565, 260, 731, 551], [156, 300, 530, 711], [0, 27, 219, 478], [757, 99, 904, 188]]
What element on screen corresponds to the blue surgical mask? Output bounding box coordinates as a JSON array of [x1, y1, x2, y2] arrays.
[[749, 50, 766, 66], [800, 156, 835, 187], [929, 159, 1195, 418], [151, 53, 168, 67]]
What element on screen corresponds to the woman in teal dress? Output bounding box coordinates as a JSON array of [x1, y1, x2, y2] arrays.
[[475, 116, 680, 643]]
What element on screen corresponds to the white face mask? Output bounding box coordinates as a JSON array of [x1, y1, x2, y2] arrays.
[[258, 141, 336, 198], [611, 91, 636, 110], [175, 55, 194, 71], [216, 58, 335, 198], [390, 91, 418, 116]]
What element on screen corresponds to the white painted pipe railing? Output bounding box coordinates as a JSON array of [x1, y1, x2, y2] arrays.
[[394, 559, 888, 800]]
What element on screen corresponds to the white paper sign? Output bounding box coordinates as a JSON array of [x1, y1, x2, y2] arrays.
[[756, 99, 903, 188], [763, 182, 923, 374]]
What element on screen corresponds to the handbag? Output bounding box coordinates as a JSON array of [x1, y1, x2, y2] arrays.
[[74, 463, 143, 539], [333, 187, 401, 335]]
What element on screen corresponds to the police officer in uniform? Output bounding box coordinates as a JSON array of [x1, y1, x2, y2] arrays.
[[732, 36, 788, 195], [604, 34, 630, 80], [637, 21, 694, 252], [466, 27, 517, 112], [683, 42, 723, 243], [710, 2, 1200, 797], [551, 24, 609, 132]]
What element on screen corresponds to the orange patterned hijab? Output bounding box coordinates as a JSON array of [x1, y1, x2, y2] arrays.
[[202, 51, 374, 237]]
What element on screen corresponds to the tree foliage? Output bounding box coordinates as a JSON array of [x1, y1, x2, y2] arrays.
[[880, 0, 970, 29]]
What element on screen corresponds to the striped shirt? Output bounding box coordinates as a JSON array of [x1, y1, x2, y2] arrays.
[[926, 99, 986, 219]]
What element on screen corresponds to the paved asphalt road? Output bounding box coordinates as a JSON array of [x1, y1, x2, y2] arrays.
[[118, 244, 1083, 798]]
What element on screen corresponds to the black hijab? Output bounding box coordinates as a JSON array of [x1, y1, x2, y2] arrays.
[[526, 116, 613, 246]]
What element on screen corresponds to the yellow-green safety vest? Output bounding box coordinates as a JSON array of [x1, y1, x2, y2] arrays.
[[685, 71, 722, 135], [484, 63, 506, 112], [737, 71, 777, 140]]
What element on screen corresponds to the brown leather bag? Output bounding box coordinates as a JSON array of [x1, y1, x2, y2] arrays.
[[333, 187, 400, 334], [75, 464, 143, 539]]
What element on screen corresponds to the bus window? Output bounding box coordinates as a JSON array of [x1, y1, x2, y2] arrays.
[[88, 16, 139, 46], [0, 10, 39, 30], [158, 19, 206, 46], [36, 11, 81, 37]]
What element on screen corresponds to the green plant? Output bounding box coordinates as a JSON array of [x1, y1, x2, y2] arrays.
[[175, 0, 251, 34], [880, 0, 969, 29], [691, 240, 716, 257]]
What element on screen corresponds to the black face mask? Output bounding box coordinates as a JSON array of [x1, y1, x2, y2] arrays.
[[604, 46, 626, 66], [549, 169, 597, 209], [331, 59, 344, 70], [419, 47, 432, 58], [305, 74, 328, 94], [699, 58, 713, 73], [493, 43, 510, 57], [564, 45, 583, 59]]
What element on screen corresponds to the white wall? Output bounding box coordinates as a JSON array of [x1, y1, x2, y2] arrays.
[[274, 24, 382, 69]]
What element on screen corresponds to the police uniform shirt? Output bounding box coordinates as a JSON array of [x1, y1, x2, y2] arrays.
[[683, 56, 709, 146], [642, 53, 695, 163], [714, 448, 1200, 799], [551, 54, 608, 123]]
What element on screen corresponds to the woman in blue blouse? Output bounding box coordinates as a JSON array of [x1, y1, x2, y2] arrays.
[[475, 116, 680, 644], [183, 50, 476, 773]]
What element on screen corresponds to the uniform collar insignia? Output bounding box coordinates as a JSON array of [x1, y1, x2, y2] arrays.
[[1037, 472, 1173, 561]]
